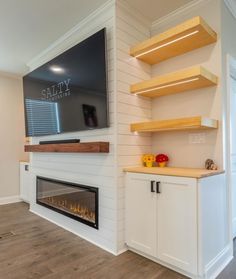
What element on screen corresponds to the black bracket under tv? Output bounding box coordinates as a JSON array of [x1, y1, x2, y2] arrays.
[[39, 139, 80, 145]]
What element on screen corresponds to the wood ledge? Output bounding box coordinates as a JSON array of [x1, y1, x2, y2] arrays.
[[124, 167, 224, 178], [24, 142, 109, 153]]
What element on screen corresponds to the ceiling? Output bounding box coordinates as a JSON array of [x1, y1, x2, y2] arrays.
[[0, 0, 194, 75]]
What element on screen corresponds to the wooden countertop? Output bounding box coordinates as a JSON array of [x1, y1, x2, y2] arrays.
[[124, 167, 224, 178]]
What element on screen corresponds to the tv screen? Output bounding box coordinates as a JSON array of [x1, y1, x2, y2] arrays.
[[23, 28, 108, 137]]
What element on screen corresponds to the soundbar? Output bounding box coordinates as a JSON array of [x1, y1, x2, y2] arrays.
[[39, 139, 80, 145]]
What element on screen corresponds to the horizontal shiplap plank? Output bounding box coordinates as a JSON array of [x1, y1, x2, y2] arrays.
[[116, 17, 148, 45], [117, 8, 150, 38], [118, 102, 151, 118], [117, 49, 151, 73], [117, 70, 146, 85], [117, 60, 150, 80], [33, 154, 115, 167], [117, 37, 130, 53], [31, 162, 115, 177], [118, 92, 151, 109], [116, 28, 143, 49], [117, 112, 151, 124]]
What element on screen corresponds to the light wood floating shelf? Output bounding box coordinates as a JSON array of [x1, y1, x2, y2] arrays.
[[130, 116, 218, 133], [130, 66, 218, 98], [24, 142, 109, 153], [130, 16, 217, 65], [124, 167, 224, 178]]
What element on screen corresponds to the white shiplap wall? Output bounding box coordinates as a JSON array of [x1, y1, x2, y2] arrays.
[[115, 2, 152, 252], [27, 0, 154, 255], [28, 1, 119, 254]]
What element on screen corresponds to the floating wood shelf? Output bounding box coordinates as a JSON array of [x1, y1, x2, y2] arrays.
[[124, 167, 224, 178], [130, 16, 217, 65], [130, 116, 218, 133], [24, 142, 109, 153], [131, 66, 218, 98]]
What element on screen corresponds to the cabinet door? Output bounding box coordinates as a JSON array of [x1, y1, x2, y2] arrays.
[[156, 176, 197, 274], [125, 173, 157, 257]]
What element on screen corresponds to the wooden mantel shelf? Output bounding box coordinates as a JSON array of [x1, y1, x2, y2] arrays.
[[130, 16, 217, 64], [24, 142, 109, 153], [130, 116, 218, 133], [130, 66, 218, 98], [124, 167, 224, 178]]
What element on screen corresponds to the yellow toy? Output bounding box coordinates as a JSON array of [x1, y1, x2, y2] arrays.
[[142, 154, 155, 168]]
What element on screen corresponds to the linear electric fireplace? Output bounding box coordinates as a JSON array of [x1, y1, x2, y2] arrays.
[[36, 177, 99, 229]]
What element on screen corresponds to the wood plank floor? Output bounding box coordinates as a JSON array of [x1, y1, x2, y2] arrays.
[[0, 202, 233, 279]]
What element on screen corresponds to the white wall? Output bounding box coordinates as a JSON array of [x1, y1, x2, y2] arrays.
[[115, 1, 152, 251], [221, 0, 236, 245], [150, 0, 223, 169], [229, 74, 236, 238], [0, 73, 28, 201]]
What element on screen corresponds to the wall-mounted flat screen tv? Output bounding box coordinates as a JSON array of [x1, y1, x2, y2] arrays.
[[23, 28, 108, 137]]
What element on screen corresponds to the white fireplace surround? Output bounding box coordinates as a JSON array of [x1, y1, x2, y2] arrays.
[[28, 1, 119, 255], [27, 0, 152, 256]]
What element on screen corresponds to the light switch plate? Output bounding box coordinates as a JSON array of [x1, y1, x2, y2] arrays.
[[189, 133, 206, 144]]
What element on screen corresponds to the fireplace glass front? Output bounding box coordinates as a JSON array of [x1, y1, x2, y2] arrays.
[[36, 177, 98, 229]]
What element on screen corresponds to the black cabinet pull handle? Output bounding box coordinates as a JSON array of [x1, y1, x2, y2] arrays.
[[150, 181, 155, 192], [156, 181, 161, 194]]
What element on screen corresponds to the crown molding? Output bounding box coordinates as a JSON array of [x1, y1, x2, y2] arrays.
[[151, 0, 212, 32], [27, 0, 115, 70], [224, 0, 236, 19]]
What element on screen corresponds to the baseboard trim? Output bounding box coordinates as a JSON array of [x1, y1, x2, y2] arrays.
[[127, 246, 195, 278], [205, 243, 233, 279], [0, 196, 21, 205], [116, 247, 128, 255], [30, 208, 120, 256], [232, 217, 236, 238]]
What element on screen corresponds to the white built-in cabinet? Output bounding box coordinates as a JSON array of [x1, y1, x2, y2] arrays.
[[125, 173, 197, 274], [125, 175, 157, 257], [125, 171, 228, 279]]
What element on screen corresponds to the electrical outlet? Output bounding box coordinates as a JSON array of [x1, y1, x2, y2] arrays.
[[189, 133, 206, 144]]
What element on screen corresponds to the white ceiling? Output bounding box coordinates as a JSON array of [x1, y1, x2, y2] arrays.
[[0, 0, 108, 75], [0, 0, 194, 75]]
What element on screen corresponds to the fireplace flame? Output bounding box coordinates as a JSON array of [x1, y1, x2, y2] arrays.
[[40, 196, 95, 223]]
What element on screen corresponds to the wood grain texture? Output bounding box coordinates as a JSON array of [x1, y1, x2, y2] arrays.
[[130, 66, 218, 98], [130, 116, 218, 133], [124, 167, 224, 178], [0, 202, 188, 279], [130, 16, 217, 64], [24, 142, 110, 153]]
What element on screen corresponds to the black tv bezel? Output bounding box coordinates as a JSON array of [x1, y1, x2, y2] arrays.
[[23, 28, 109, 137]]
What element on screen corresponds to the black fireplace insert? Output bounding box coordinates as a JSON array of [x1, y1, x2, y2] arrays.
[[36, 176, 99, 229]]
